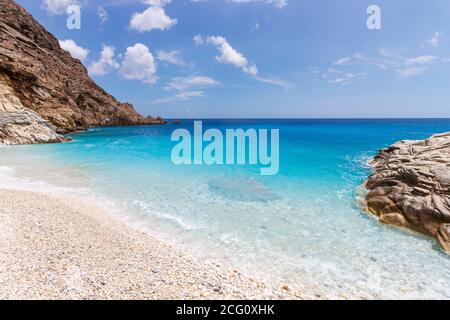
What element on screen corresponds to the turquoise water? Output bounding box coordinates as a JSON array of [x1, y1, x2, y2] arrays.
[[1, 119, 450, 298]]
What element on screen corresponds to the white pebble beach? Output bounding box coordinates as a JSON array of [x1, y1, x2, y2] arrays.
[[0, 188, 304, 300]]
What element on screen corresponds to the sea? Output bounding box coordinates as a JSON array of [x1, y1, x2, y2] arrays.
[[1, 119, 450, 299]]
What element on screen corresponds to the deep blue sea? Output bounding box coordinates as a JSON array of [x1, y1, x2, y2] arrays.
[[1, 119, 450, 298]]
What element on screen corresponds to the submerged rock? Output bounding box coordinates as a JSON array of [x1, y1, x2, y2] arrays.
[[0, 0, 164, 145], [362, 132, 450, 254]]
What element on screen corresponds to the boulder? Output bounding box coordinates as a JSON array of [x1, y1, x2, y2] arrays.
[[362, 132, 450, 254]]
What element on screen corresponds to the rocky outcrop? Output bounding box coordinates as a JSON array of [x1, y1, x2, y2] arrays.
[[0, 78, 66, 145], [362, 132, 450, 254], [0, 0, 164, 145]]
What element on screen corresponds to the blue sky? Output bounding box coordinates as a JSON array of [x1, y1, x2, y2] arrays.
[[16, 0, 450, 118]]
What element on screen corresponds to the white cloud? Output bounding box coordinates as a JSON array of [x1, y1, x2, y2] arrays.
[[143, 0, 172, 5], [202, 36, 258, 75], [396, 67, 427, 79], [334, 57, 350, 65], [424, 32, 442, 47], [193, 35, 204, 46], [129, 1, 177, 32], [157, 50, 186, 66], [328, 77, 349, 85], [405, 55, 436, 65], [154, 91, 205, 104], [41, 0, 78, 15], [155, 74, 220, 104], [327, 72, 363, 85], [154, 75, 220, 103], [196, 34, 291, 88], [97, 6, 108, 23], [353, 53, 365, 60], [165, 75, 221, 91], [253, 75, 293, 89], [324, 47, 443, 84], [58, 39, 88, 62], [120, 43, 157, 84], [88, 45, 120, 76], [88, 43, 158, 83], [227, 0, 287, 8], [270, 0, 287, 8]]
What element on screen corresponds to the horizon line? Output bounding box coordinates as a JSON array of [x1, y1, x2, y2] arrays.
[[160, 117, 450, 120]]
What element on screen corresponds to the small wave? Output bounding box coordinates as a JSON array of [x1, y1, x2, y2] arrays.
[[129, 199, 203, 231], [0, 164, 72, 194], [0, 161, 201, 250], [219, 233, 242, 245]]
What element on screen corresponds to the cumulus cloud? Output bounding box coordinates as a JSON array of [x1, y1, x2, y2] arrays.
[[41, 0, 78, 15], [87, 43, 158, 84], [58, 39, 89, 61], [88, 45, 120, 76], [196, 35, 258, 75], [129, 0, 177, 32], [120, 43, 157, 84]]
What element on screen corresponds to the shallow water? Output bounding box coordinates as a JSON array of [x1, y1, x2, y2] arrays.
[[1, 119, 450, 299]]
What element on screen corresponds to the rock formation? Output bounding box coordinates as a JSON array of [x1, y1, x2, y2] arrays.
[[0, 0, 163, 145], [362, 132, 450, 254], [0, 77, 66, 145]]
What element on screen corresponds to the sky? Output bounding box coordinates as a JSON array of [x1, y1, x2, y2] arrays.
[[15, 0, 450, 118]]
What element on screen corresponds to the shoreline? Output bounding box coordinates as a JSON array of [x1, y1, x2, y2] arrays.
[[0, 188, 304, 300]]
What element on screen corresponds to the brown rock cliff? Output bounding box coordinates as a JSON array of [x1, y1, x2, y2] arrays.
[[0, 0, 163, 144]]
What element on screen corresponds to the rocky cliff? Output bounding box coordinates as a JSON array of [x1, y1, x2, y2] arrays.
[[0, 76, 66, 145], [362, 132, 450, 254], [0, 0, 163, 145]]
